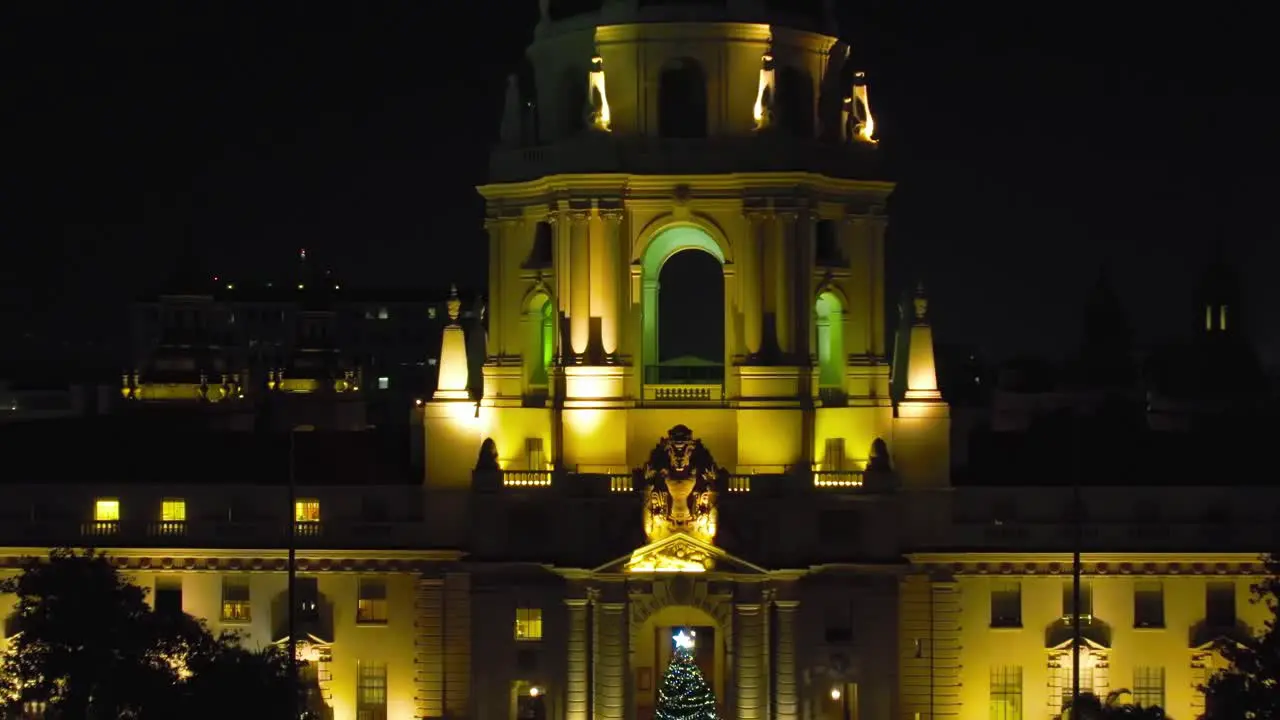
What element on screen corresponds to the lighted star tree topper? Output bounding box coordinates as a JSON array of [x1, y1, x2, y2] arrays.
[[655, 629, 719, 720]]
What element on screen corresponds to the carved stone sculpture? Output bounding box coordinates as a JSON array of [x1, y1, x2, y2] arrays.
[[638, 425, 724, 545]]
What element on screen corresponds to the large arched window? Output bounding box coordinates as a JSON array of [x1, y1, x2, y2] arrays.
[[640, 225, 725, 386], [775, 66, 815, 138], [815, 291, 844, 389], [657, 58, 708, 139]]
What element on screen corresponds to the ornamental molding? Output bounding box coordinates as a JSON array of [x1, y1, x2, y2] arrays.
[[0, 548, 463, 574], [907, 553, 1266, 577]]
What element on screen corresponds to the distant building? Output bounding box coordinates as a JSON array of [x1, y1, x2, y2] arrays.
[[0, 381, 114, 423], [123, 252, 483, 432]]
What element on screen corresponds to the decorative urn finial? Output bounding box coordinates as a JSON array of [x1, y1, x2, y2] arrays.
[[447, 284, 461, 323], [913, 282, 929, 322]]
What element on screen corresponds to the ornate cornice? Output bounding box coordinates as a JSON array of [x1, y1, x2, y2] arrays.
[[0, 547, 464, 574], [908, 552, 1266, 577]]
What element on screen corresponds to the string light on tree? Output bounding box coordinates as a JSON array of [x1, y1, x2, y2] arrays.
[[655, 628, 718, 720]]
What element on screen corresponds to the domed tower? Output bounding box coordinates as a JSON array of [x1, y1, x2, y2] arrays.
[[426, 0, 945, 499]]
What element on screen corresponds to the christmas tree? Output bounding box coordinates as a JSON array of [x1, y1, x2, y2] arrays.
[[655, 629, 719, 720]]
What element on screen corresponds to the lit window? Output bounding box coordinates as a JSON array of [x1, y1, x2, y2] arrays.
[[990, 666, 1023, 720], [515, 607, 543, 641], [94, 499, 120, 522], [295, 499, 321, 523], [427, 307, 437, 320], [221, 577, 251, 623], [1134, 666, 1165, 710], [357, 578, 388, 624], [357, 661, 388, 717], [161, 498, 186, 522], [377, 376, 390, 390]]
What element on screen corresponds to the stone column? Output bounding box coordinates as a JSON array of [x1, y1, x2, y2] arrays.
[[741, 210, 765, 357], [794, 211, 815, 362], [599, 209, 624, 357], [774, 600, 800, 719], [569, 209, 591, 357], [593, 591, 628, 719], [773, 211, 797, 355], [550, 213, 568, 316], [485, 217, 503, 359], [733, 603, 766, 719], [565, 598, 591, 720]]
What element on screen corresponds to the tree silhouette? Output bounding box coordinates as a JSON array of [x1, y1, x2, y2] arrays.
[[1055, 691, 1170, 720], [1203, 554, 1280, 719], [0, 548, 293, 719]]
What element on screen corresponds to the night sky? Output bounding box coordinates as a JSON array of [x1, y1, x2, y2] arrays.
[[3, 3, 1276, 374]]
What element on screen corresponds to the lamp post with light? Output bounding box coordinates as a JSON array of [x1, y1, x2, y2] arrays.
[[831, 686, 847, 719], [287, 424, 314, 719]]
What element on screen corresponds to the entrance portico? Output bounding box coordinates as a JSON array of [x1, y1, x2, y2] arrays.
[[556, 533, 804, 720]]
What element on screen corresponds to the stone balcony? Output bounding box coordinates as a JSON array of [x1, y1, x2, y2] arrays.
[[473, 467, 897, 497]]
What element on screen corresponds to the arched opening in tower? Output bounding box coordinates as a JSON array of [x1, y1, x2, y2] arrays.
[[656, 249, 724, 384], [561, 66, 588, 137], [657, 58, 708, 139], [815, 291, 844, 389], [775, 65, 815, 139]]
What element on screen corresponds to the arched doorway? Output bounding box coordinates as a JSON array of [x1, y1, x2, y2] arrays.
[[640, 224, 726, 388], [632, 605, 726, 719]]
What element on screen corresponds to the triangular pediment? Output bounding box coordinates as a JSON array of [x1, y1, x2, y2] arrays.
[[592, 533, 770, 576]]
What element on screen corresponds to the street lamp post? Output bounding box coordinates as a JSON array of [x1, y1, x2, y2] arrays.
[[287, 425, 314, 719]]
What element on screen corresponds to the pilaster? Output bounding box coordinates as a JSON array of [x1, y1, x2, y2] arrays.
[[484, 216, 506, 360], [414, 577, 446, 718], [444, 572, 472, 717], [741, 209, 766, 357], [793, 210, 815, 363], [569, 209, 591, 357], [565, 597, 592, 720], [599, 209, 625, 357], [774, 600, 800, 719], [592, 585, 628, 719], [733, 603, 766, 719], [773, 210, 796, 354]]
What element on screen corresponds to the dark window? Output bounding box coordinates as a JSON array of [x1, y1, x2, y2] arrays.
[[1206, 582, 1236, 627], [990, 581, 1022, 627], [528, 222, 554, 268], [1134, 581, 1164, 628], [1061, 580, 1093, 617], [155, 578, 183, 615], [658, 59, 708, 139], [297, 577, 320, 622], [815, 220, 841, 265]]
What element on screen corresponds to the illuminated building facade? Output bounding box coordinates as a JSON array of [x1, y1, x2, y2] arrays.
[[0, 3, 1275, 720]]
